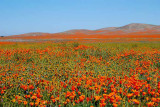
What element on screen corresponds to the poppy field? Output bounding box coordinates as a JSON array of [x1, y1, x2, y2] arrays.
[[0, 42, 160, 107]]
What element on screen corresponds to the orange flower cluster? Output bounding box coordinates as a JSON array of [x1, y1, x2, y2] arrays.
[[0, 42, 159, 107]]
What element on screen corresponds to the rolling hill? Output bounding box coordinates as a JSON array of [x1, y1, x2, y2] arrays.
[[1, 23, 160, 40]]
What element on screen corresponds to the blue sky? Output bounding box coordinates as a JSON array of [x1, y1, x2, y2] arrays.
[[0, 0, 160, 36]]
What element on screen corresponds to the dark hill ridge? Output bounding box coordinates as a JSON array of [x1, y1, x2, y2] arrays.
[[116, 23, 158, 32]]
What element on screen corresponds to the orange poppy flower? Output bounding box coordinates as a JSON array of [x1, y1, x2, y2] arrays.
[[132, 99, 139, 105], [23, 101, 27, 105], [30, 102, 34, 106], [94, 96, 101, 101]]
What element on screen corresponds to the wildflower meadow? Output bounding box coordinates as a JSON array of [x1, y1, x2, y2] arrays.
[[0, 42, 159, 107]]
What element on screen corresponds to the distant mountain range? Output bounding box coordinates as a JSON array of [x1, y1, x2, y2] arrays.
[[1, 23, 160, 39], [60, 23, 160, 35]]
